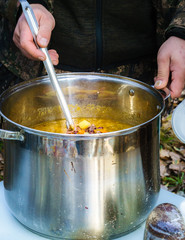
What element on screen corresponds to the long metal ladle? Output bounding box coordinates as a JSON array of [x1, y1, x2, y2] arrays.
[[19, 0, 74, 130]]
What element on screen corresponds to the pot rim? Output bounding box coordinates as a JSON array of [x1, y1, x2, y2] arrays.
[[0, 72, 165, 139]]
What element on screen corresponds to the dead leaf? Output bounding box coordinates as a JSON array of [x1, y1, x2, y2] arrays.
[[169, 162, 185, 172], [162, 121, 172, 130], [169, 151, 181, 164], [160, 160, 169, 177], [160, 149, 170, 159], [179, 148, 185, 158]]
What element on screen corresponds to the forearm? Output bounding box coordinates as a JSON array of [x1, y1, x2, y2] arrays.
[[165, 0, 185, 39]]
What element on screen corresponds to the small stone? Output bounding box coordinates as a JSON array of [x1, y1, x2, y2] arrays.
[[144, 203, 185, 239]]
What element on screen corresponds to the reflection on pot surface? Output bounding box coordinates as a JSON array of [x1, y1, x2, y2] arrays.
[[0, 73, 164, 239]]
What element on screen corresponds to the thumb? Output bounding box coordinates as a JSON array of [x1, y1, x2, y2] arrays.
[[36, 13, 55, 48], [154, 56, 170, 89]]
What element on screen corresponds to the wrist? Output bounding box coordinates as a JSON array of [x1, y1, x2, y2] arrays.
[[165, 27, 185, 41]]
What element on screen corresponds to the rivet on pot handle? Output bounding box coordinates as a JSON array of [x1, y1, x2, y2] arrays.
[[0, 129, 24, 141]]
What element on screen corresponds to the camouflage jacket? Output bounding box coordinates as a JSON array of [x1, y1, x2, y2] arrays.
[[0, 0, 185, 82]]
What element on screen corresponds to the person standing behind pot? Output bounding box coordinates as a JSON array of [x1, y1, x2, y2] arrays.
[[0, 0, 185, 98]]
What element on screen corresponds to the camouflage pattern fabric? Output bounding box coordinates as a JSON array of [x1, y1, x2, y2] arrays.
[[0, 0, 185, 89], [46, 56, 157, 86], [152, 0, 185, 45], [0, 63, 24, 94]]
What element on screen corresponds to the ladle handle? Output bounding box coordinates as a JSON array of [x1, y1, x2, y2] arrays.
[[19, 0, 74, 130], [41, 49, 74, 130]]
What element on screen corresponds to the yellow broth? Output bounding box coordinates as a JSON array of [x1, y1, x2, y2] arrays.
[[32, 118, 134, 134]]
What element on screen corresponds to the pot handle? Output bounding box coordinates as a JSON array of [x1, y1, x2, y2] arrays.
[[151, 85, 170, 100], [0, 129, 24, 141]]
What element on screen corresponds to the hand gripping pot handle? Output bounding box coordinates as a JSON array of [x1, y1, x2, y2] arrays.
[[0, 129, 24, 141]]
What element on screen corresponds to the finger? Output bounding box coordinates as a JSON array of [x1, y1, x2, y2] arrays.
[[36, 12, 55, 48], [20, 48, 59, 64], [18, 48, 38, 60], [18, 47, 58, 64], [13, 30, 20, 47], [13, 17, 24, 47], [19, 23, 46, 61], [48, 49, 59, 65], [154, 53, 170, 89], [16, 23, 58, 63], [169, 69, 185, 98]]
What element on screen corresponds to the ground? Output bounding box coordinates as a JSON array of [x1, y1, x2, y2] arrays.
[[160, 91, 185, 196], [0, 93, 185, 197]]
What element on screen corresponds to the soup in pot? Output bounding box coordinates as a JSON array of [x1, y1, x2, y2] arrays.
[[32, 118, 133, 134]]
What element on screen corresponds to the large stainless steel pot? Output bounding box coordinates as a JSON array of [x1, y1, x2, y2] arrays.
[[0, 73, 164, 239]]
